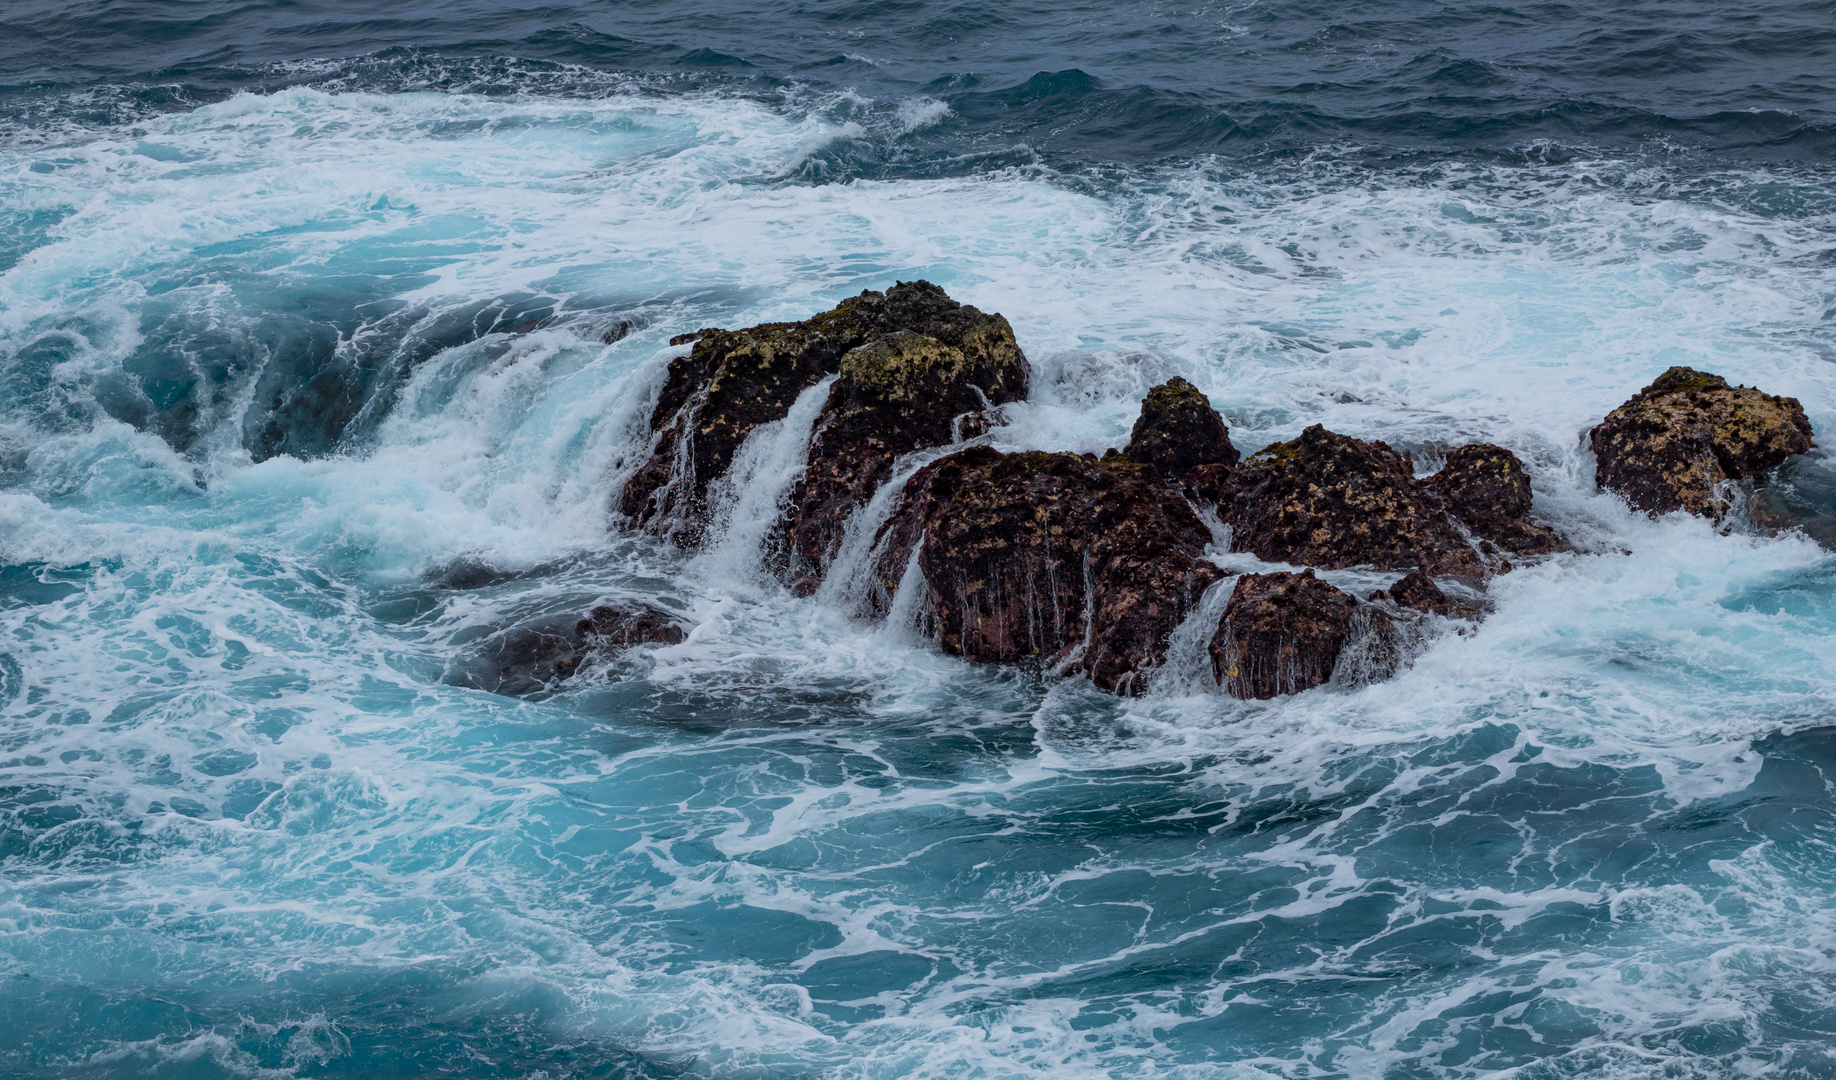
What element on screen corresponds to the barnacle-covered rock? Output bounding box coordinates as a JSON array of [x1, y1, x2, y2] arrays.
[[784, 304, 1028, 588], [1590, 366, 1815, 518], [1381, 569, 1454, 616], [1218, 425, 1485, 578], [1425, 444, 1566, 556], [619, 280, 1018, 544], [870, 447, 1221, 693], [1122, 377, 1239, 478], [1210, 569, 1368, 700]]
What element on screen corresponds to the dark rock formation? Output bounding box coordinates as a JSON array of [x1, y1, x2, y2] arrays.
[[619, 280, 1017, 544], [1209, 570, 1365, 700], [574, 603, 688, 656], [1122, 377, 1239, 478], [870, 447, 1221, 692], [1590, 366, 1815, 518], [1380, 569, 1454, 616], [783, 304, 1028, 588], [1218, 425, 1485, 578], [451, 604, 686, 697], [1425, 444, 1566, 556]]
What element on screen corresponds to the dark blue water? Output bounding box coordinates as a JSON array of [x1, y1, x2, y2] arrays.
[[3, 3, 1835, 1078]]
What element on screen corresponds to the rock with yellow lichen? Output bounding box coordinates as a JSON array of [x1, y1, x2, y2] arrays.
[[784, 302, 1029, 590], [1217, 425, 1489, 579], [1590, 366, 1815, 519], [619, 280, 1023, 545]]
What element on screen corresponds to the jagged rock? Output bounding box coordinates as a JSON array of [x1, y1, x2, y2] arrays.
[[1590, 366, 1815, 518], [1382, 569, 1454, 616], [871, 447, 1221, 693], [1425, 444, 1566, 556], [620, 281, 1011, 543], [783, 303, 1029, 588], [1218, 425, 1485, 578], [1123, 377, 1239, 478], [451, 604, 686, 697], [1210, 569, 1367, 700]]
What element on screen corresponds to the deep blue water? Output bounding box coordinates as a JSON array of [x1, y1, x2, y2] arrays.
[[2, 2, 1836, 1078]]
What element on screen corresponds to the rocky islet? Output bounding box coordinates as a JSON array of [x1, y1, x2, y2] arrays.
[[546, 287, 1821, 701]]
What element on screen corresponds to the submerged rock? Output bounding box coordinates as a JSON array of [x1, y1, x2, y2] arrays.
[[451, 603, 686, 697], [1218, 425, 1486, 579], [872, 447, 1221, 693], [1590, 366, 1815, 518], [1122, 377, 1239, 478], [1209, 569, 1366, 700], [1425, 444, 1566, 556], [784, 305, 1029, 588], [620, 280, 1017, 545], [574, 603, 688, 655]]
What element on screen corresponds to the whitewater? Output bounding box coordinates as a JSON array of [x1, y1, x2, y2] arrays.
[[3, 39, 1836, 1080]]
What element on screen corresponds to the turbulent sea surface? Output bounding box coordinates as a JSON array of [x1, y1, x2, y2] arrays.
[[3, 2, 1836, 1076]]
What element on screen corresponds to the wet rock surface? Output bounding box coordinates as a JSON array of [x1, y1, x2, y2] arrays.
[[1425, 444, 1567, 556], [1122, 377, 1239, 478], [1380, 569, 1454, 616], [784, 296, 1029, 588], [1219, 425, 1486, 579], [452, 603, 686, 697], [873, 447, 1221, 692], [1590, 366, 1815, 518], [620, 280, 1013, 543], [1210, 570, 1366, 700]]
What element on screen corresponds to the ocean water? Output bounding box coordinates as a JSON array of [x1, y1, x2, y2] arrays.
[[2, 3, 1836, 1077]]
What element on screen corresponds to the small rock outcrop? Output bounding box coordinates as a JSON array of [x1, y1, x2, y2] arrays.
[[871, 447, 1222, 693], [1218, 425, 1486, 579], [1122, 377, 1239, 478], [453, 604, 686, 697], [1210, 570, 1366, 700], [619, 281, 1018, 544], [784, 307, 1028, 588], [1381, 569, 1454, 616], [1590, 366, 1815, 518], [1425, 444, 1566, 556]]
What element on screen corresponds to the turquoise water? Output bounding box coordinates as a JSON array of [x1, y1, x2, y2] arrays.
[[2, 70, 1836, 1079]]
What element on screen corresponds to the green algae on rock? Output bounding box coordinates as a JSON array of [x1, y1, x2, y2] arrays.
[[619, 280, 1023, 546], [785, 303, 1029, 590]]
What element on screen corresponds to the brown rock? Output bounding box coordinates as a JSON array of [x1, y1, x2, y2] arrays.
[[1123, 377, 1240, 478], [870, 447, 1221, 693], [1425, 444, 1566, 556], [619, 280, 1012, 544], [783, 301, 1029, 587], [1383, 569, 1453, 616], [1590, 366, 1815, 518], [1218, 425, 1484, 578], [1209, 569, 1364, 700]]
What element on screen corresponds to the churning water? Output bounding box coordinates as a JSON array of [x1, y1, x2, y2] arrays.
[[3, 2, 1836, 1076]]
